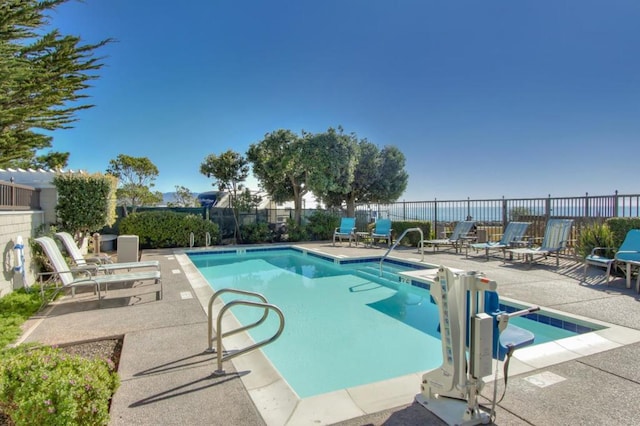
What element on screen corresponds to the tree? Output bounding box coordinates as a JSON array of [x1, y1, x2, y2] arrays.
[[0, 0, 112, 168], [308, 131, 408, 216], [200, 150, 250, 242], [167, 185, 197, 207], [106, 154, 162, 215], [301, 127, 359, 214], [247, 129, 307, 224]]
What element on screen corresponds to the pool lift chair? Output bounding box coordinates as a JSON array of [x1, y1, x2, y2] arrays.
[[416, 266, 539, 425]]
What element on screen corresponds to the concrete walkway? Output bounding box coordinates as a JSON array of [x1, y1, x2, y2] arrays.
[[18, 242, 640, 425]]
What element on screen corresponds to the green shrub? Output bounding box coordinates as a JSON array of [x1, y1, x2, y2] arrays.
[[0, 345, 119, 425], [306, 211, 340, 240], [0, 287, 54, 348], [576, 222, 615, 258], [604, 218, 640, 249], [285, 218, 309, 242], [240, 223, 271, 244], [119, 211, 220, 248], [389, 221, 431, 247]]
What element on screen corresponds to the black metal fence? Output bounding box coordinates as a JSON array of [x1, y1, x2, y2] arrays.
[[356, 191, 640, 244]]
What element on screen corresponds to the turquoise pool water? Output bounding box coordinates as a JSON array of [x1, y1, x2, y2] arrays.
[[189, 249, 592, 398]]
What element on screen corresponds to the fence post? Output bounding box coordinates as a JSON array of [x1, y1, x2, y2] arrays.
[[10, 177, 15, 207], [502, 196, 507, 228], [545, 194, 551, 220], [584, 192, 589, 219], [434, 198, 438, 239], [403, 200, 406, 221], [613, 190, 619, 217], [466, 197, 471, 220]]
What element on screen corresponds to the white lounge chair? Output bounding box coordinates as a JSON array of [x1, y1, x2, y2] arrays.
[[506, 219, 573, 268], [55, 231, 159, 273], [35, 236, 162, 303], [466, 222, 531, 259], [420, 221, 476, 253]]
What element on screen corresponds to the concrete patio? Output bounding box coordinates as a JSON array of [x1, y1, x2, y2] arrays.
[[17, 241, 640, 425]]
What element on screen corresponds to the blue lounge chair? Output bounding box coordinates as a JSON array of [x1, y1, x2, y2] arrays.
[[333, 217, 356, 246], [506, 219, 573, 268], [419, 220, 476, 253], [584, 229, 640, 290], [370, 219, 392, 247], [466, 222, 531, 259]]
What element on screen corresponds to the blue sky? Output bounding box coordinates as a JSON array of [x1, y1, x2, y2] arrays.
[[47, 0, 639, 200]]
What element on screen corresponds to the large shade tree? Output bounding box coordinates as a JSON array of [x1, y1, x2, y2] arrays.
[[247, 129, 307, 224], [0, 0, 111, 168], [106, 154, 162, 215], [307, 131, 408, 216], [301, 127, 360, 214]]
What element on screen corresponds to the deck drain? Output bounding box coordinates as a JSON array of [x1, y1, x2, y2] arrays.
[[524, 371, 566, 388], [172, 269, 181, 274], [180, 291, 193, 300]]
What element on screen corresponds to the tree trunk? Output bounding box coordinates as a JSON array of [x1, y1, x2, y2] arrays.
[[346, 194, 356, 217]]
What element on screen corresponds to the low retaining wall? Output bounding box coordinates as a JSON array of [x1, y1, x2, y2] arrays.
[[0, 211, 45, 297]]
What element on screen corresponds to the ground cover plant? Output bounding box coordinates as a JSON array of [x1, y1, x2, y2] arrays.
[[0, 289, 121, 425]]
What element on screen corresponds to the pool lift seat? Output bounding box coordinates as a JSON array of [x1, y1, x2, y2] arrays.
[[416, 266, 538, 426]]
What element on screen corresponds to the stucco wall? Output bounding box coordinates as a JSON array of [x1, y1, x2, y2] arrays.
[[0, 211, 45, 297]]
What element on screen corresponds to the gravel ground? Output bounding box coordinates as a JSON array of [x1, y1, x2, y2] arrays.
[[0, 338, 123, 426]]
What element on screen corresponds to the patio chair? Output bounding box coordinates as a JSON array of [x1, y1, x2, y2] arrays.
[[333, 217, 356, 246], [369, 219, 393, 247], [419, 220, 476, 253], [55, 231, 159, 273], [584, 229, 640, 290], [35, 236, 162, 304], [506, 219, 574, 268], [466, 222, 531, 260]]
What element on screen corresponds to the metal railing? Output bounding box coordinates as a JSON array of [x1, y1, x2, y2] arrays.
[[206, 288, 285, 376], [0, 180, 40, 210], [357, 191, 640, 245], [379, 227, 424, 276]]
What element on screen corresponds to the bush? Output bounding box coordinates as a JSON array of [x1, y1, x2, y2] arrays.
[[0, 345, 119, 425], [604, 218, 640, 249], [0, 288, 53, 348], [119, 211, 220, 248], [576, 222, 615, 258], [389, 221, 431, 247], [306, 211, 340, 240], [240, 223, 271, 244], [284, 218, 308, 242]]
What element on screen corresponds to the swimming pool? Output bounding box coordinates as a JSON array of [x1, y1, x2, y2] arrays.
[[189, 247, 602, 399]]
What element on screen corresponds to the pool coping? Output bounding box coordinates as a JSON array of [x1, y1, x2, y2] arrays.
[[175, 245, 640, 426]]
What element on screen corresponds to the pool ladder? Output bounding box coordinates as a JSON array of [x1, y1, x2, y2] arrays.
[[379, 227, 424, 276], [206, 288, 285, 376], [189, 232, 212, 248]]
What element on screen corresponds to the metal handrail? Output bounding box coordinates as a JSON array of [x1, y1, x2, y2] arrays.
[[206, 288, 285, 376], [205, 232, 211, 247], [189, 232, 195, 248], [206, 288, 269, 351], [379, 227, 424, 276]]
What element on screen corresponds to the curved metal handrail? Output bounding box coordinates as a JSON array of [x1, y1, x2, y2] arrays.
[[379, 227, 424, 276], [213, 299, 285, 376], [207, 288, 269, 352], [189, 232, 195, 248]]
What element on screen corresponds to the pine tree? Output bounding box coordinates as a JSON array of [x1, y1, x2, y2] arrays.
[[0, 0, 111, 167]]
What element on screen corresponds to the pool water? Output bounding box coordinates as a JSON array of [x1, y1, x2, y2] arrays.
[[190, 249, 584, 398]]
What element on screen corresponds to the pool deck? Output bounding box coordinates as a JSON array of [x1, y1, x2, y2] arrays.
[[17, 241, 640, 425]]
